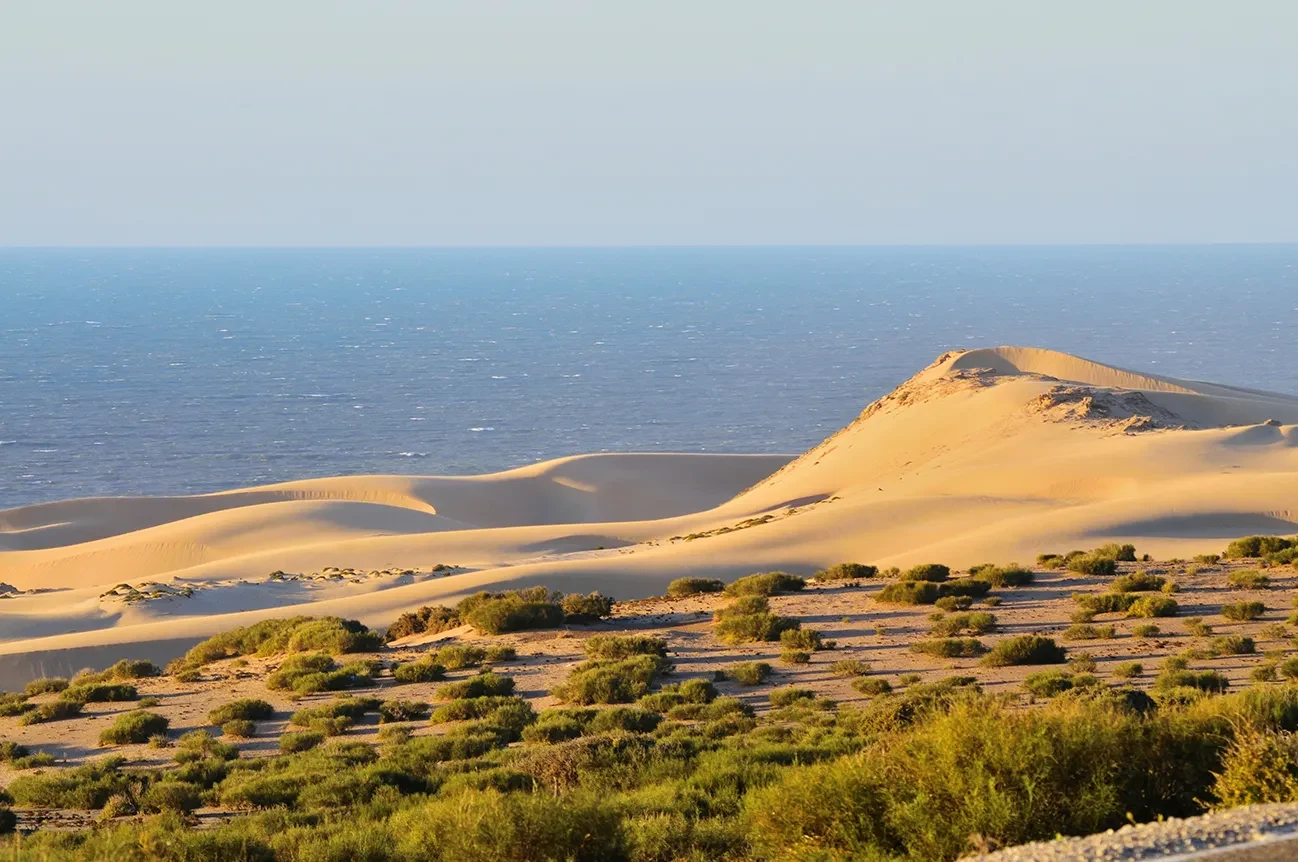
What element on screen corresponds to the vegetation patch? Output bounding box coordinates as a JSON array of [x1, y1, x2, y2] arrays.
[[981, 635, 1067, 667], [386, 605, 461, 641], [1225, 535, 1295, 559], [582, 634, 667, 660], [551, 657, 670, 704], [929, 612, 997, 636], [1127, 596, 1178, 618], [99, 711, 169, 746], [665, 577, 725, 597], [1221, 601, 1266, 622], [910, 638, 986, 659], [1227, 569, 1270, 590], [815, 562, 879, 581], [724, 661, 773, 685], [723, 572, 807, 596], [969, 563, 1034, 587], [901, 563, 950, 583], [712, 596, 801, 644]]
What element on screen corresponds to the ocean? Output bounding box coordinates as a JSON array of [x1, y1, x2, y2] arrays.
[[2, 246, 1296, 508]]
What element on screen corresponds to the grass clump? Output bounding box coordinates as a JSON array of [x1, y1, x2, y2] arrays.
[[582, 634, 668, 660], [780, 650, 810, 665], [19, 700, 83, 726], [24, 677, 68, 696], [1021, 669, 1098, 697], [1113, 662, 1144, 679], [901, 563, 950, 583], [379, 699, 430, 723], [99, 711, 169, 746], [665, 577, 725, 597], [1133, 623, 1161, 638], [934, 595, 973, 612], [1225, 535, 1295, 559], [458, 587, 567, 635], [173, 616, 382, 672], [208, 698, 275, 725], [393, 658, 448, 684], [386, 605, 461, 641], [221, 720, 256, 738], [265, 652, 377, 694], [969, 563, 1034, 587], [552, 656, 669, 705], [1207, 635, 1256, 656], [723, 572, 806, 596], [1110, 571, 1165, 593], [852, 677, 893, 696], [829, 658, 871, 677], [815, 562, 878, 581], [1062, 624, 1116, 641], [1127, 596, 1179, 618], [436, 672, 516, 701], [877, 581, 942, 605], [910, 638, 986, 659], [1221, 601, 1266, 622], [560, 591, 614, 623], [1228, 569, 1270, 590], [724, 661, 772, 685], [1074, 592, 1139, 615], [981, 635, 1067, 667], [279, 730, 325, 753], [1185, 617, 1214, 637], [780, 628, 830, 652], [1154, 669, 1229, 694], [59, 683, 137, 704], [929, 612, 997, 636], [713, 596, 800, 644]]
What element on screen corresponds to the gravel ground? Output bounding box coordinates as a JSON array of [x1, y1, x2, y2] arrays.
[[970, 804, 1298, 861]]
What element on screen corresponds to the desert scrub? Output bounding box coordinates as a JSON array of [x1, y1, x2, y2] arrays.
[[1185, 617, 1214, 637], [900, 563, 950, 583], [910, 638, 985, 659], [1207, 635, 1256, 656], [712, 596, 800, 644], [969, 563, 1034, 587], [221, 720, 256, 738], [279, 730, 325, 753], [379, 699, 430, 723], [724, 661, 773, 685], [665, 577, 726, 597], [266, 652, 376, 693], [386, 605, 460, 641], [551, 656, 669, 704], [815, 562, 878, 580], [934, 595, 973, 611], [429, 695, 530, 724], [5, 759, 132, 809], [1154, 669, 1230, 694], [582, 634, 668, 659], [1133, 623, 1162, 638], [1225, 535, 1295, 559], [99, 710, 169, 746], [208, 698, 275, 725], [1127, 595, 1178, 618], [1221, 601, 1266, 621], [768, 688, 816, 708], [173, 616, 382, 671], [1110, 571, 1166, 593], [24, 677, 68, 696], [877, 581, 941, 605], [829, 658, 871, 677], [1074, 592, 1139, 615], [1069, 652, 1098, 673], [289, 697, 380, 728], [72, 659, 161, 685], [929, 612, 997, 636], [393, 658, 448, 684], [723, 572, 806, 596], [1067, 552, 1119, 576], [1228, 569, 1271, 590], [852, 677, 893, 696], [1038, 552, 1066, 569], [981, 635, 1067, 667], [19, 699, 83, 725], [1062, 624, 1116, 641], [560, 591, 614, 622], [458, 587, 567, 635], [780, 628, 830, 652], [1112, 661, 1144, 679], [780, 650, 810, 665], [435, 672, 516, 701], [59, 682, 138, 703], [1022, 670, 1098, 697]]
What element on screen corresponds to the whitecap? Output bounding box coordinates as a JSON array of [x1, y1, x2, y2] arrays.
[[469, 427, 495, 432]]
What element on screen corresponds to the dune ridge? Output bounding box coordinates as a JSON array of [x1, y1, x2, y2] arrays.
[[3, 346, 1298, 684]]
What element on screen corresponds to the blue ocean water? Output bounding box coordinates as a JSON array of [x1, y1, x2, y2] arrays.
[[2, 246, 1296, 509]]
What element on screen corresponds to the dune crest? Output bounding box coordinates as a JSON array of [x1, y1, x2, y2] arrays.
[[3, 347, 1298, 681]]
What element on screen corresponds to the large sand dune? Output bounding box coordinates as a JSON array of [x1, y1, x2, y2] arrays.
[[3, 346, 1298, 682]]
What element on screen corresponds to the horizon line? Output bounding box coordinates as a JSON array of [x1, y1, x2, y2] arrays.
[[3, 241, 1298, 251]]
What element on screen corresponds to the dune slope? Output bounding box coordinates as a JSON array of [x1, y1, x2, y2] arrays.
[[3, 346, 1297, 683]]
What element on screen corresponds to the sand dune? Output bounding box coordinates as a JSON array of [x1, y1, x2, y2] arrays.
[[3, 346, 1298, 683]]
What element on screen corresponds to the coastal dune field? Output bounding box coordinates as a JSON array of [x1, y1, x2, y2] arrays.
[[3, 345, 1298, 684]]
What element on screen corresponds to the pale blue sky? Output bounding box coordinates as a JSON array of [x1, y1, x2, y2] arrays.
[[2, 1, 1295, 245]]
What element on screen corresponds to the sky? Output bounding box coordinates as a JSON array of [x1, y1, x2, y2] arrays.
[[2, 1, 1296, 246]]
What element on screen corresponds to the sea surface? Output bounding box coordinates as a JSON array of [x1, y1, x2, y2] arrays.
[[2, 246, 1296, 509]]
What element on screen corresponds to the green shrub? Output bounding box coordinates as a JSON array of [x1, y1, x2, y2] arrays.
[[1062, 624, 1116, 641], [1185, 617, 1214, 637], [829, 659, 871, 677], [934, 595, 973, 611], [1134, 623, 1161, 638], [280, 730, 325, 752], [1110, 571, 1165, 593], [72, 659, 161, 684], [1221, 601, 1266, 621], [1069, 652, 1098, 673], [723, 572, 806, 596], [208, 698, 274, 725], [141, 781, 204, 814], [1095, 543, 1138, 562], [878, 581, 941, 605], [60, 682, 137, 703], [1038, 553, 1066, 569], [713, 597, 800, 644], [435, 672, 516, 701], [387, 605, 461, 640], [665, 577, 726, 597], [551, 656, 669, 705], [1022, 670, 1097, 697], [1225, 535, 1294, 559], [1228, 569, 1270, 590], [1128, 596, 1178, 618], [725, 661, 773, 685], [1208, 635, 1256, 656], [982, 636, 1067, 667], [18, 699, 82, 725], [901, 563, 950, 583], [24, 677, 68, 695], [175, 616, 381, 671], [582, 634, 668, 659], [1067, 553, 1118, 576], [780, 628, 828, 652], [425, 644, 489, 669], [174, 729, 238, 762], [852, 677, 893, 696], [221, 720, 256, 738], [970, 564, 1034, 587], [815, 562, 878, 580], [1113, 662, 1143, 679], [561, 591, 614, 622], [780, 650, 810, 665], [939, 579, 993, 598], [929, 612, 997, 636], [393, 659, 448, 684], [6, 760, 131, 808], [911, 638, 985, 658], [1155, 669, 1229, 694], [430, 695, 529, 724], [1074, 592, 1139, 614], [99, 711, 169, 745], [769, 688, 815, 707], [379, 699, 430, 723], [588, 707, 661, 734]]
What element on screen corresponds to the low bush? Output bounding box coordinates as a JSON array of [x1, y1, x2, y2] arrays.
[[780, 650, 810, 665], [878, 581, 942, 605], [1127, 596, 1178, 618], [1068, 553, 1119, 576], [6, 760, 131, 809], [934, 595, 973, 611], [829, 659, 871, 677], [387, 605, 460, 641], [665, 577, 726, 597], [1185, 617, 1214, 637], [436, 672, 516, 701], [940, 579, 993, 598], [1022, 670, 1098, 697], [99, 711, 169, 746], [1228, 569, 1270, 590], [460, 589, 567, 635], [266, 652, 376, 694], [1113, 662, 1143, 679], [713, 597, 801, 644], [1207, 635, 1256, 656], [1154, 669, 1229, 694], [1069, 652, 1098, 673], [780, 628, 828, 652], [723, 572, 806, 596], [981, 636, 1067, 667], [60, 683, 137, 703], [582, 634, 668, 660], [1062, 624, 1116, 641], [175, 616, 382, 670], [379, 699, 430, 723], [393, 659, 448, 684], [1074, 592, 1139, 615], [815, 562, 878, 581], [1110, 571, 1165, 593], [280, 730, 325, 753], [969, 564, 1034, 587], [18, 700, 83, 725], [1221, 601, 1266, 622], [208, 698, 275, 725], [1133, 623, 1161, 638], [72, 659, 161, 684], [24, 677, 68, 695], [221, 720, 256, 739], [560, 592, 614, 622], [901, 563, 950, 583], [1225, 535, 1294, 559], [929, 612, 997, 636], [430, 695, 530, 724], [725, 661, 773, 685], [852, 677, 893, 696], [769, 688, 815, 707], [552, 656, 669, 705], [1038, 553, 1066, 569], [141, 781, 204, 814], [910, 638, 985, 658]]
